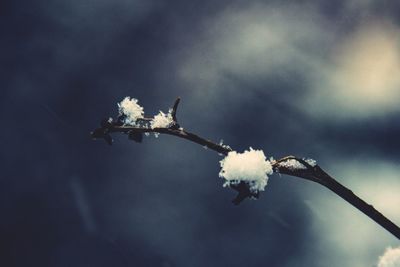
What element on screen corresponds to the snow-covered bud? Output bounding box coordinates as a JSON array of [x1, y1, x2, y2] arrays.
[[219, 148, 273, 193], [150, 110, 174, 129], [118, 97, 144, 125]]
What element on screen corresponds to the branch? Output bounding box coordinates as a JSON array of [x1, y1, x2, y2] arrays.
[[91, 97, 400, 239], [171, 97, 180, 123]]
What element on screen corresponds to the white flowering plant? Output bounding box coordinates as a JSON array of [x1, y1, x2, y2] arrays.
[[91, 96, 400, 241]]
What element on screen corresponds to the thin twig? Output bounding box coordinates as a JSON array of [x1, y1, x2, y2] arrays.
[[171, 97, 180, 123], [91, 97, 400, 239]]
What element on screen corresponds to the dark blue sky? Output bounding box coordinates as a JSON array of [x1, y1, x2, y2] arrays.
[[1, 1, 400, 266]]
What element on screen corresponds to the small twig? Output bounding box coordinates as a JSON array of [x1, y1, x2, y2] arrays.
[[171, 97, 180, 123], [91, 97, 400, 239]]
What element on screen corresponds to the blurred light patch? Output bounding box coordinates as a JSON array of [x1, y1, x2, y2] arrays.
[[174, 5, 400, 120], [307, 21, 400, 118], [378, 246, 400, 267], [175, 3, 332, 98]]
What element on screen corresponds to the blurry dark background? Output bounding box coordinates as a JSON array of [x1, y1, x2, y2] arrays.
[[1, 0, 400, 266]]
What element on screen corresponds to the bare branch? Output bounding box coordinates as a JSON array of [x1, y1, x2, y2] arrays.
[[91, 97, 400, 239], [274, 157, 400, 239]]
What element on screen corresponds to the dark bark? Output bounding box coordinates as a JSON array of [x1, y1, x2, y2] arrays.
[[91, 97, 400, 239]]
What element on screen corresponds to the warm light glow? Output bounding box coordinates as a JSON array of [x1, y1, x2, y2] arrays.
[[331, 22, 400, 107]]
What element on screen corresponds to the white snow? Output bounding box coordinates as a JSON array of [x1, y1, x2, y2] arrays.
[[278, 158, 317, 170], [222, 144, 232, 150], [305, 158, 317, 167], [378, 247, 400, 267], [150, 109, 174, 129], [218, 139, 232, 150], [118, 97, 144, 125], [219, 148, 273, 192], [278, 159, 306, 170]]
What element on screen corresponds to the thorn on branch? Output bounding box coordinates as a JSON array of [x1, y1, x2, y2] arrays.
[[230, 181, 259, 205], [171, 97, 181, 123], [100, 117, 113, 129], [90, 118, 115, 145]]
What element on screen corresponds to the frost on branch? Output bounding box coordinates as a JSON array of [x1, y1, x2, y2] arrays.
[[277, 158, 317, 171], [118, 97, 144, 125], [278, 159, 307, 170], [304, 158, 317, 167], [219, 148, 273, 204], [219, 139, 232, 151], [378, 246, 400, 267], [151, 110, 174, 129]]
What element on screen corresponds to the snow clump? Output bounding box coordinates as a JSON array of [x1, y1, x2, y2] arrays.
[[378, 247, 400, 267], [219, 148, 273, 193], [118, 97, 144, 125], [150, 109, 174, 129]]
